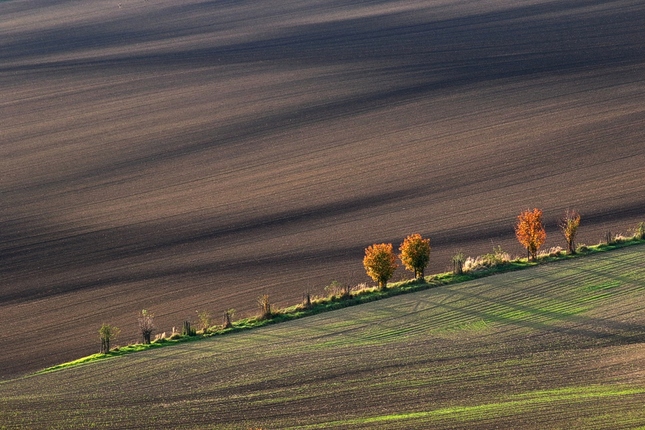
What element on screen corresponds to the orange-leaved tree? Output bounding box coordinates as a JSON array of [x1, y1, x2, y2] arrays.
[[399, 233, 431, 280], [559, 209, 581, 254], [363, 243, 398, 289], [515, 208, 546, 261]]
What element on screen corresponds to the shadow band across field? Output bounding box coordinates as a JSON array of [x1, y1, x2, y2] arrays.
[[3, 0, 643, 78], [3, 200, 645, 305]]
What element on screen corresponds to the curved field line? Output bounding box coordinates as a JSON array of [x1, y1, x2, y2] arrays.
[[288, 386, 645, 429]]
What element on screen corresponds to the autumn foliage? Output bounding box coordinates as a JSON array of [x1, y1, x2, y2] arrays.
[[559, 209, 581, 254], [363, 243, 398, 289], [515, 208, 547, 260], [399, 233, 431, 279]]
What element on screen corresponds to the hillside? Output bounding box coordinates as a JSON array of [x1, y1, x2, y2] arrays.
[[1, 0, 645, 378], [2, 246, 645, 428]]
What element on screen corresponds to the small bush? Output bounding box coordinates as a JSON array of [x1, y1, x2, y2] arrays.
[[196, 310, 212, 333], [325, 280, 352, 299], [463, 256, 490, 273], [223, 309, 235, 328], [138, 309, 155, 344], [463, 246, 511, 273], [302, 292, 312, 309], [483, 245, 511, 266], [353, 283, 369, 293], [258, 294, 272, 320], [613, 233, 629, 244], [452, 252, 465, 275], [182, 320, 196, 336], [152, 332, 168, 343], [604, 231, 613, 245], [559, 209, 581, 254], [634, 222, 645, 240], [463, 256, 489, 273], [537, 246, 564, 259], [98, 324, 120, 354]]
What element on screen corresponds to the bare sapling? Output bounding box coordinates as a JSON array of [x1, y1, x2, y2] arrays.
[[223, 309, 235, 328], [258, 294, 272, 320], [559, 209, 581, 254], [138, 309, 155, 344], [99, 323, 120, 354]]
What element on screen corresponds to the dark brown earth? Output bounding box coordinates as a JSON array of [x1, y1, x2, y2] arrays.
[[1, 0, 644, 378]]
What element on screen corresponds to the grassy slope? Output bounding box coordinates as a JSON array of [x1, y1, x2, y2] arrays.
[[1, 0, 645, 379], [2, 246, 645, 429]]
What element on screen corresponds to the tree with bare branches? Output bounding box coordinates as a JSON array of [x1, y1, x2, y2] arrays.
[[559, 209, 581, 254], [138, 309, 155, 344]]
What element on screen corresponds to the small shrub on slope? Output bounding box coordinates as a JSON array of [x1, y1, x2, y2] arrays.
[[258, 294, 272, 320], [537, 246, 565, 259], [325, 280, 352, 299], [138, 309, 155, 344], [196, 310, 213, 333], [559, 209, 581, 254], [452, 251, 465, 275], [98, 324, 120, 354], [462, 246, 511, 273], [631, 222, 645, 240], [223, 309, 235, 328]]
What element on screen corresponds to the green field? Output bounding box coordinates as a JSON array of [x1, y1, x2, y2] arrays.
[[2, 246, 645, 429]]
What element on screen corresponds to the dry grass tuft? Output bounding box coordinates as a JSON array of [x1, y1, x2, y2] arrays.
[[537, 246, 565, 259], [463, 246, 512, 273]]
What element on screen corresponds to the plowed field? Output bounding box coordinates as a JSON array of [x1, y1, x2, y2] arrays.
[[2, 247, 645, 428], [1, 0, 645, 378]]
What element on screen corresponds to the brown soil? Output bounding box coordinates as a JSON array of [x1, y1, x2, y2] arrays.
[[1, 0, 645, 378]]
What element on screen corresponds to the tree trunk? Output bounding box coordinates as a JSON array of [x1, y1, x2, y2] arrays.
[[182, 321, 192, 336]]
